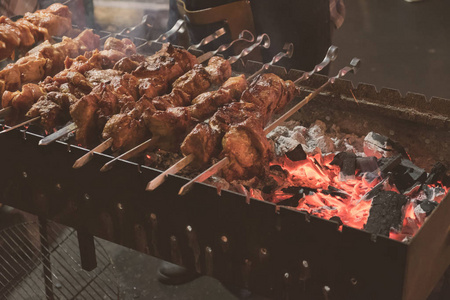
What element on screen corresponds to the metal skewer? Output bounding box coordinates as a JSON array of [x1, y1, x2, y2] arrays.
[[0, 116, 40, 134], [146, 43, 293, 191], [72, 138, 113, 169], [39, 122, 77, 145], [98, 34, 271, 173], [188, 28, 227, 50], [247, 43, 294, 82], [136, 19, 186, 51], [178, 57, 360, 196]]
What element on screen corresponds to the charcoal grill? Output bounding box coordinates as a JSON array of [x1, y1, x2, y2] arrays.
[[0, 35, 449, 300]]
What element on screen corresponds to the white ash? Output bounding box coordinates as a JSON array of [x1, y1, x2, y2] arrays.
[[267, 119, 365, 157]]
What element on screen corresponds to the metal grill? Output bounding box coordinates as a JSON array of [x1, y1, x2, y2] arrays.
[[0, 220, 119, 299]]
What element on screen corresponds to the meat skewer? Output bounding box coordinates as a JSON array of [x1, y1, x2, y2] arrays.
[[178, 57, 360, 195], [0, 36, 137, 135], [98, 34, 270, 172], [0, 3, 72, 61], [41, 29, 255, 149], [146, 43, 296, 190]]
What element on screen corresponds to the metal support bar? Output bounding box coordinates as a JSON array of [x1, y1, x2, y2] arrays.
[[38, 217, 54, 300], [77, 230, 97, 272]]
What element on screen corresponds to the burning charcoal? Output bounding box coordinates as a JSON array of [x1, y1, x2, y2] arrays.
[[363, 132, 407, 159], [356, 156, 379, 173], [391, 159, 427, 193], [281, 186, 316, 195], [277, 193, 303, 207], [330, 152, 357, 177], [285, 144, 307, 161], [322, 186, 349, 199], [425, 162, 447, 185], [378, 154, 402, 175], [262, 184, 278, 195], [361, 176, 389, 200], [423, 184, 447, 202], [364, 191, 407, 237], [329, 216, 343, 226], [270, 164, 287, 174], [416, 200, 438, 217]]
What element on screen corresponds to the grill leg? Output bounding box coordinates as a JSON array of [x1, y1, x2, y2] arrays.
[[77, 230, 97, 271], [38, 217, 54, 300]]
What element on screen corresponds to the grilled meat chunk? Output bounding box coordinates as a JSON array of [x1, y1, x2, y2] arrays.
[[181, 123, 222, 166], [23, 3, 72, 37], [102, 114, 148, 152], [2, 84, 45, 113], [221, 118, 273, 181]]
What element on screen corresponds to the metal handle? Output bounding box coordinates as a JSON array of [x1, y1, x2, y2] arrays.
[[188, 27, 227, 50], [228, 33, 271, 65], [119, 14, 153, 36], [294, 45, 339, 84], [154, 19, 185, 43], [247, 42, 294, 82], [330, 58, 361, 84]]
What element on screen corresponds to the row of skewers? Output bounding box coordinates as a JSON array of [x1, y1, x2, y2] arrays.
[[0, 22, 360, 197], [0, 3, 73, 61]]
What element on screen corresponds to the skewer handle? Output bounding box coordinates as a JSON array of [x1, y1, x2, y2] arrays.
[[247, 43, 294, 82], [0, 116, 40, 134], [146, 154, 195, 191], [188, 27, 227, 50], [154, 19, 185, 43], [197, 30, 255, 64], [73, 138, 113, 169], [100, 137, 159, 172], [227, 33, 270, 65], [293, 45, 339, 84], [178, 157, 229, 196], [39, 122, 77, 146]]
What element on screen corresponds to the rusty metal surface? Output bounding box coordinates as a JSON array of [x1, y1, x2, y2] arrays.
[[0, 44, 449, 299]]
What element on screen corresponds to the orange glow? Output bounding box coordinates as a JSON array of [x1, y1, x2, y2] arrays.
[[146, 154, 151, 160], [271, 153, 448, 241]]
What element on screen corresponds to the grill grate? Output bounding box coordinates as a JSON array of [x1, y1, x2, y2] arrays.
[[0, 221, 119, 299]]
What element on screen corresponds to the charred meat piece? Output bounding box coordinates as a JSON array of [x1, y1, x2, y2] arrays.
[[221, 117, 273, 181], [26, 92, 77, 131], [181, 123, 222, 166], [209, 102, 263, 134], [2, 83, 45, 113], [70, 93, 100, 147], [241, 73, 297, 123], [102, 114, 148, 152], [23, 3, 72, 37], [144, 107, 197, 152], [104, 37, 136, 56]]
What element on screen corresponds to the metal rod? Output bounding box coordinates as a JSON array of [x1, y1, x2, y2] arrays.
[[293, 45, 339, 84], [136, 19, 185, 50], [39, 122, 77, 146], [227, 33, 270, 65], [0, 116, 40, 134], [38, 217, 55, 300], [188, 27, 226, 50], [247, 42, 294, 82]]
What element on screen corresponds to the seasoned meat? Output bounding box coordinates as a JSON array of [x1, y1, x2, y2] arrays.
[[138, 76, 168, 99], [2, 83, 45, 113], [102, 114, 148, 152], [204, 56, 232, 85], [221, 118, 273, 181], [70, 93, 100, 146], [104, 37, 136, 56], [241, 73, 297, 123], [181, 123, 222, 166], [209, 102, 263, 134], [23, 3, 72, 37]]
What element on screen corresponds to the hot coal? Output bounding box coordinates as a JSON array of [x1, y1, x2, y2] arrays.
[[356, 156, 379, 173], [363, 132, 408, 159], [285, 144, 307, 161], [277, 193, 303, 207], [322, 186, 349, 199], [416, 199, 438, 217], [262, 184, 278, 194], [378, 154, 402, 175], [281, 186, 316, 195], [364, 191, 407, 237], [330, 152, 357, 177], [425, 162, 447, 185], [391, 159, 427, 193], [270, 164, 286, 173]]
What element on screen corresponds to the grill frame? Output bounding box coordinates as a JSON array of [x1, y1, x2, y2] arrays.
[[0, 43, 449, 299]]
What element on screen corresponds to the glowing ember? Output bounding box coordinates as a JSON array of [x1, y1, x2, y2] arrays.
[[270, 153, 448, 242]]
